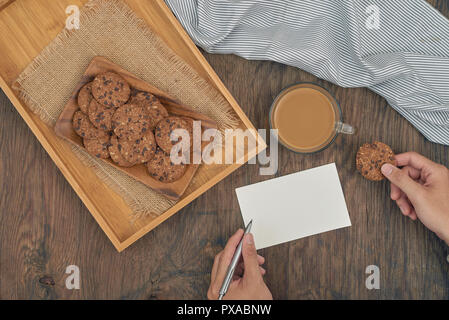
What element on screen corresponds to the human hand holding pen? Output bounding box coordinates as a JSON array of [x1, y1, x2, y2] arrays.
[[381, 152, 449, 245], [207, 229, 273, 300]]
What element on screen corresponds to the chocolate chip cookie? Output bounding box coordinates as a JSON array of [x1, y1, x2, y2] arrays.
[[356, 141, 396, 181], [130, 91, 168, 129], [88, 99, 114, 131], [112, 104, 151, 140], [108, 135, 134, 167], [147, 147, 187, 183], [83, 135, 111, 159], [181, 116, 195, 132], [92, 72, 130, 108], [155, 116, 192, 154], [118, 131, 156, 164], [72, 111, 106, 139], [77, 82, 93, 114]]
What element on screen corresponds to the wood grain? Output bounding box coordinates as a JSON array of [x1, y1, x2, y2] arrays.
[[1, 0, 449, 299], [0, 0, 264, 251], [0, 0, 14, 11], [54, 56, 218, 201]]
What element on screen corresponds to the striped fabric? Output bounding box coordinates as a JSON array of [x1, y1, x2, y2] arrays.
[[165, 0, 449, 145]]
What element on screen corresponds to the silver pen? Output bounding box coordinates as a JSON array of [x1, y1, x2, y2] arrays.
[[218, 219, 253, 300]]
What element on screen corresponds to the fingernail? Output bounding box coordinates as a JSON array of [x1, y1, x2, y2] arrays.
[[399, 205, 407, 215], [246, 233, 254, 245], [381, 163, 394, 176]]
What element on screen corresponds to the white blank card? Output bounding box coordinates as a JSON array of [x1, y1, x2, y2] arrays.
[[235, 163, 351, 250]]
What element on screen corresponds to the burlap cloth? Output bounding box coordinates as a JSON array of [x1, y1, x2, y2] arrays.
[[14, 0, 239, 219]]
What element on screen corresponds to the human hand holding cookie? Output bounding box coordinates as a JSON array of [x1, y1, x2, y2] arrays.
[[381, 152, 449, 245]]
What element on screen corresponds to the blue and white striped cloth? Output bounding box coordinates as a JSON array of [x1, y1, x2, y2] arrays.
[[165, 0, 449, 145]]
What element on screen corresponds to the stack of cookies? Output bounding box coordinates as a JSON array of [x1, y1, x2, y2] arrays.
[[72, 71, 192, 183]]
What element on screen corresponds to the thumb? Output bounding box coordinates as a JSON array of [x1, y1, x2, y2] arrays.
[[381, 163, 422, 197], [242, 233, 262, 284]]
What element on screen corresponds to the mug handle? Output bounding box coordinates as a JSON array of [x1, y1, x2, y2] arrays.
[[336, 121, 356, 135]]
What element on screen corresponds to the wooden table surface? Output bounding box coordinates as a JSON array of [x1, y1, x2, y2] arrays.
[[1, 0, 449, 300]]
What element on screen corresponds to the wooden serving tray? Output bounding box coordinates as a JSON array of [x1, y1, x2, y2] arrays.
[[54, 56, 217, 201], [0, 0, 266, 251]]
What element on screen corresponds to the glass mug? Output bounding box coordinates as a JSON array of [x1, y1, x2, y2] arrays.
[[269, 82, 355, 154]]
